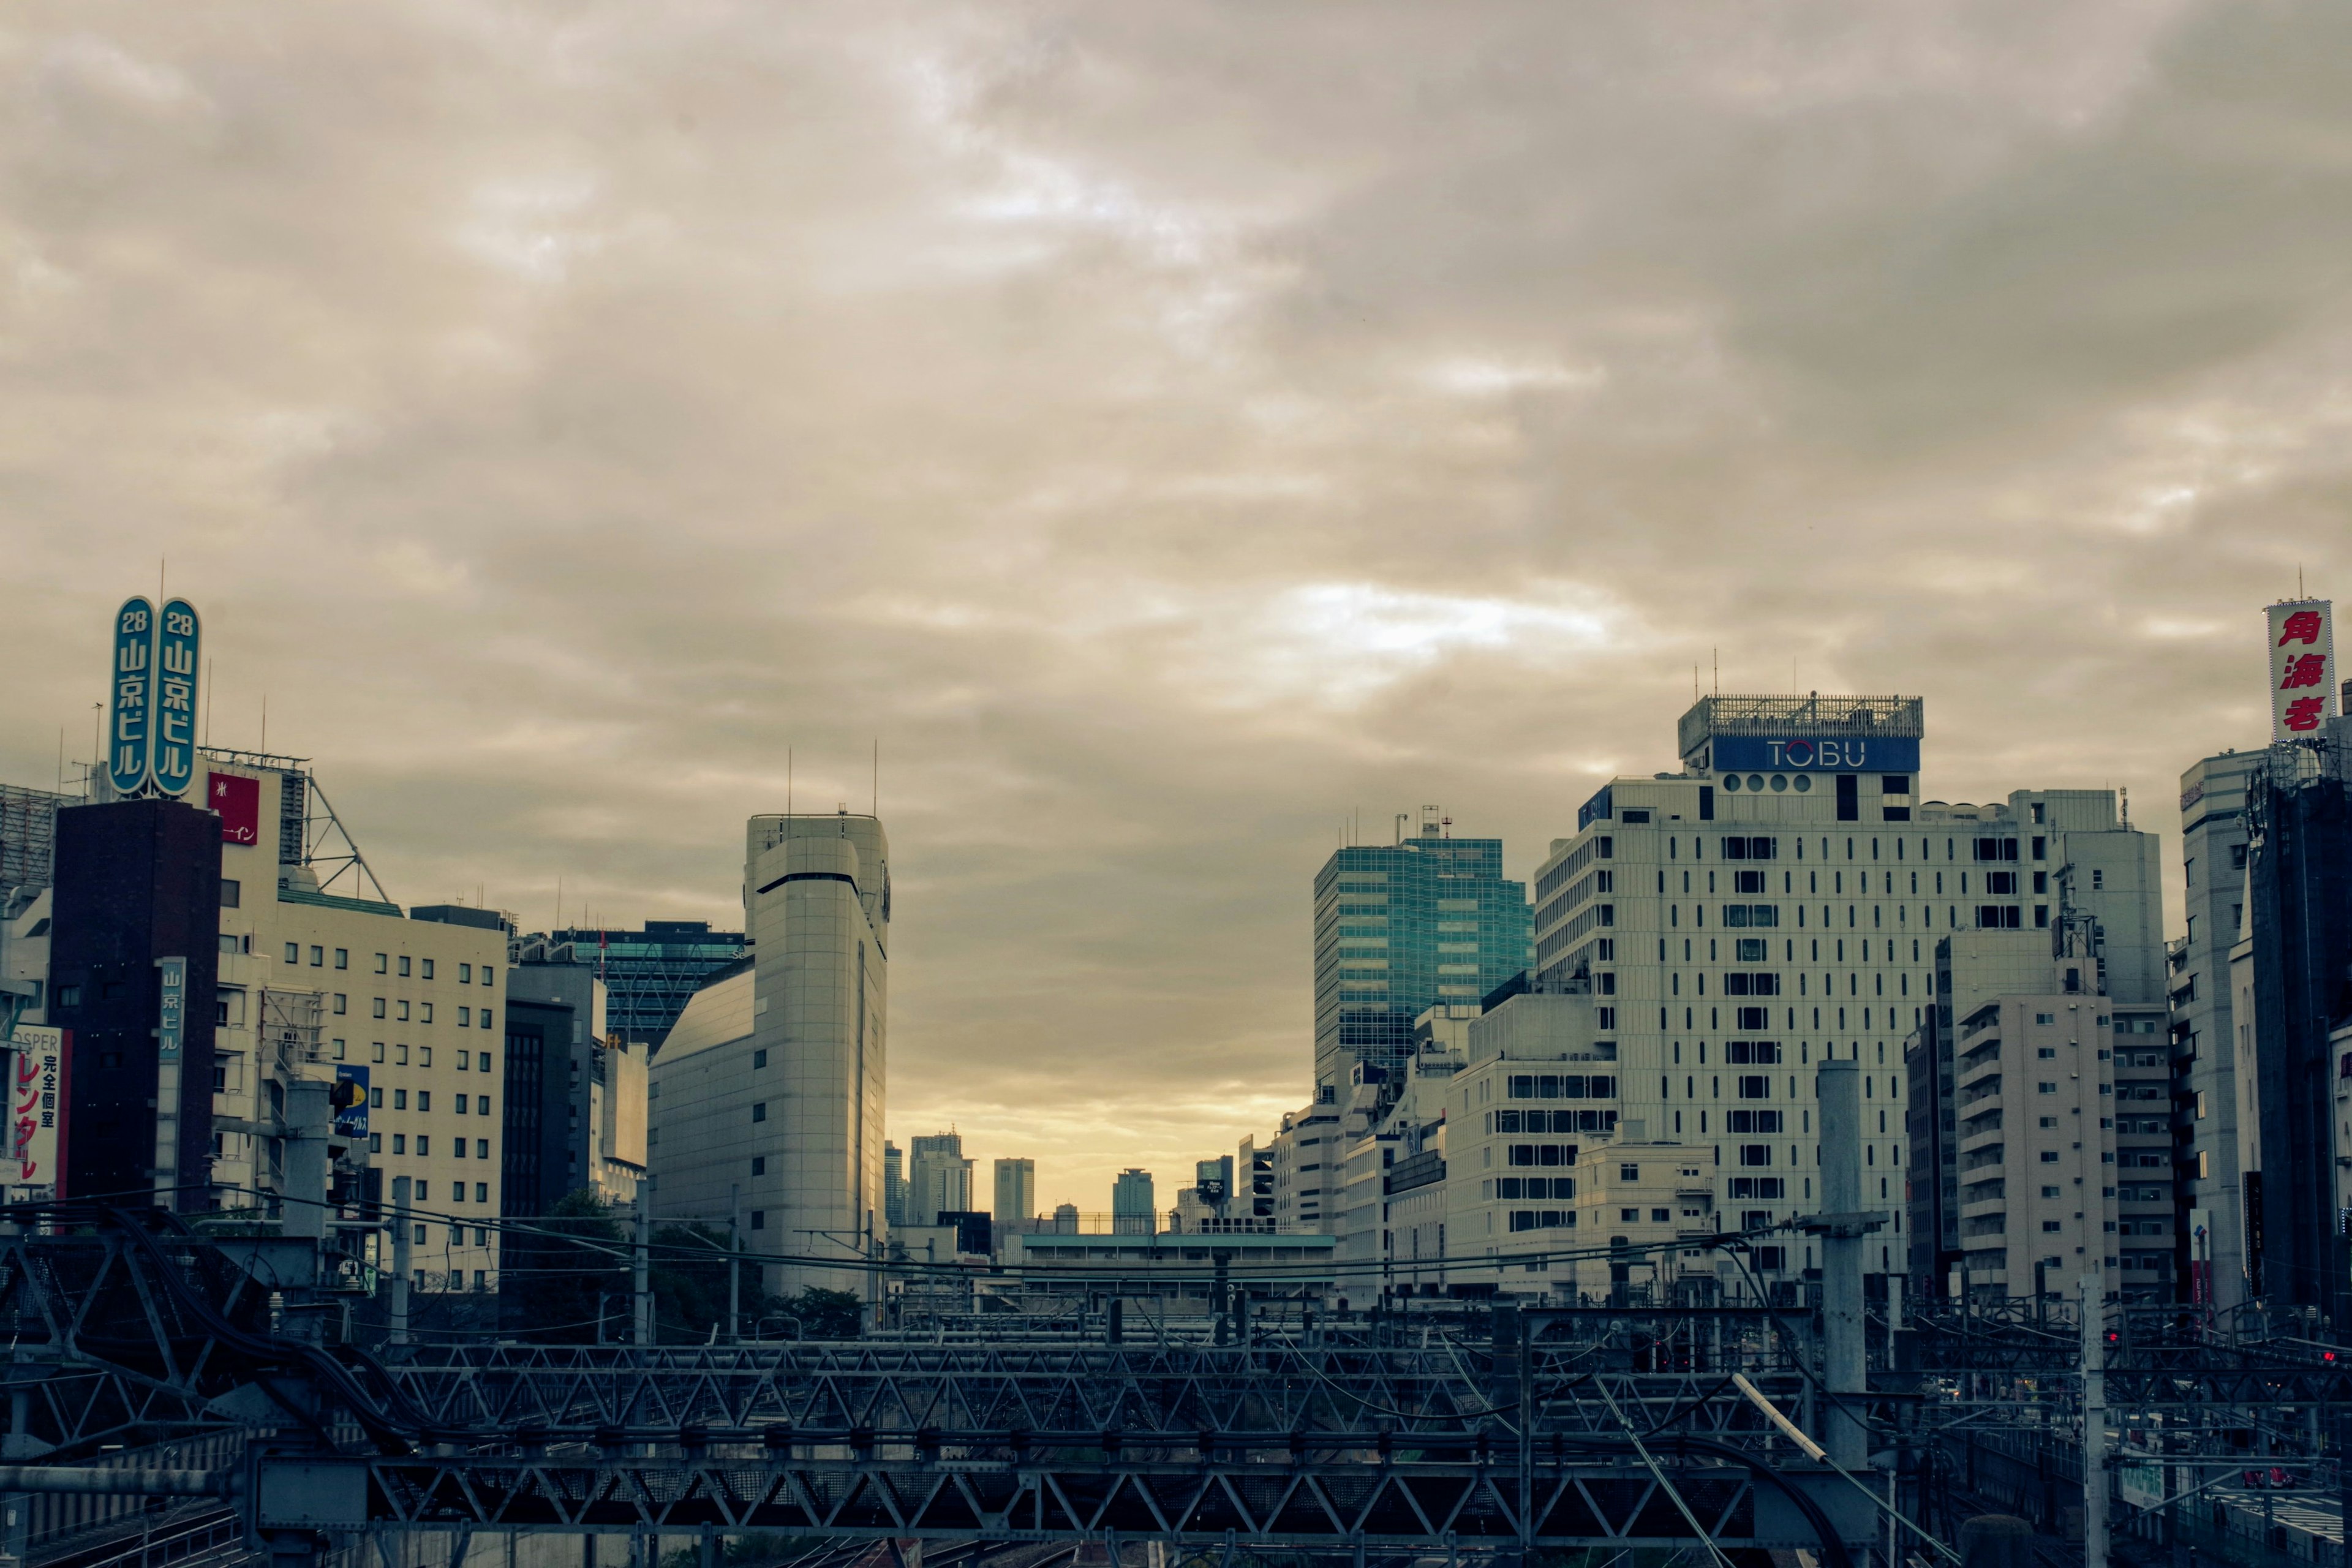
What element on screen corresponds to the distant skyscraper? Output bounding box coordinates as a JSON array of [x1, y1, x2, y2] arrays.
[[1313, 808, 1533, 1092], [992, 1157, 1036, 1232], [1111, 1167, 1156, 1234], [883, 1141, 907, 1228], [907, 1131, 972, 1226]]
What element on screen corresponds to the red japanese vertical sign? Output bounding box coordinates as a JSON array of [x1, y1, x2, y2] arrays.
[[9, 1024, 69, 1196], [2269, 599, 2337, 742]]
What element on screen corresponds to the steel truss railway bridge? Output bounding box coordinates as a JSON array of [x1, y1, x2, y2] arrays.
[[0, 1210, 2345, 1568]]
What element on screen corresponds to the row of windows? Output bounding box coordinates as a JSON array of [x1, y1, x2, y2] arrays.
[[1491, 1177, 1573, 1200], [1507, 1210, 1576, 1232], [391, 1181, 492, 1204], [1505, 1074, 1615, 1099], [282, 946, 497, 984], [363, 1087, 492, 1115], [1506, 1144, 1580, 1166], [1489, 1109, 1604, 1133], [320, 1042, 492, 1071], [370, 1134, 492, 1158]]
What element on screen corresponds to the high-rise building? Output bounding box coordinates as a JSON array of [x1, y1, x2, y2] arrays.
[[1313, 808, 1532, 1093], [2172, 750, 2264, 1308], [1902, 799, 2169, 1297], [51, 797, 220, 1209], [1112, 1167, 1155, 1234], [523, 921, 745, 1046], [1536, 693, 2166, 1294], [2236, 742, 2352, 1321], [652, 810, 889, 1304], [907, 1132, 971, 1226], [883, 1141, 906, 1228], [992, 1156, 1036, 1233], [1906, 927, 2172, 1303]]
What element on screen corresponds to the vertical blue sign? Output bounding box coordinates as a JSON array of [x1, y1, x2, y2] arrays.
[[156, 956, 185, 1063], [108, 597, 155, 796], [153, 599, 200, 797]]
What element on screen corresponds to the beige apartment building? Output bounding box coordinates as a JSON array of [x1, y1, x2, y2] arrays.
[[1950, 934, 2173, 1299], [203, 751, 508, 1294]]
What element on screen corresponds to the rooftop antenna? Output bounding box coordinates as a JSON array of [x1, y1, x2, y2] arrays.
[[787, 746, 793, 819], [1395, 812, 1408, 845], [1713, 647, 1719, 696], [872, 738, 878, 817]]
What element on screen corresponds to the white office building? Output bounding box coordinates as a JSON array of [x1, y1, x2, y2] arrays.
[[1532, 695, 2163, 1294], [652, 809, 889, 1305]]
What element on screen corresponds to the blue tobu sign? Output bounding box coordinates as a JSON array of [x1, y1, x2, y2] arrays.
[[108, 597, 155, 796], [1709, 736, 1920, 774], [151, 598, 200, 796]]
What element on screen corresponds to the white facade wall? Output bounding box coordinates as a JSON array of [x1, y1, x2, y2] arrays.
[[651, 812, 889, 1307]]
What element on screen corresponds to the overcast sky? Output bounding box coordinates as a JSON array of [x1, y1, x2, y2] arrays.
[[4, 1, 2345, 1214]]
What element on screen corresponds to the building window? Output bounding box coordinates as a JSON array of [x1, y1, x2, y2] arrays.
[[396, 1044, 409, 1065], [417, 1136, 430, 1156], [420, 1003, 432, 1023], [397, 1000, 410, 1022], [370, 1087, 383, 1107], [375, 954, 388, 974], [369, 1134, 382, 1153], [399, 957, 412, 978], [475, 1139, 488, 1159], [480, 1009, 492, 1030], [309, 946, 325, 967], [482, 967, 496, 987], [418, 1090, 431, 1112], [373, 998, 386, 1019], [372, 1041, 386, 1063], [392, 1134, 405, 1154], [753, 1048, 767, 1068], [459, 963, 473, 983], [478, 1050, 492, 1071], [285, 943, 300, 963], [459, 1006, 471, 1027], [394, 1090, 408, 1110], [221, 880, 241, 909], [331, 1038, 345, 1060], [750, 1211, 766, 1230], [752, 1156, 766, 1176], [476, 1095, 489, 1114], [456, 1095, 467, 1115], [422, 959, 435, 979], [475, 1182, 488, 1202], [752, 1103, 767, 1123]]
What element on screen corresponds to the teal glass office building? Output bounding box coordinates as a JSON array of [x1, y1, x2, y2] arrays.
[[548, 919, 745, 1044], [1312, 832, 1533, 1092]]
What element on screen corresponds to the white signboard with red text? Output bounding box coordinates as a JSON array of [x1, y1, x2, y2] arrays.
[[7, 1024, 69, 1196], [2269, 599, 2337, 742]]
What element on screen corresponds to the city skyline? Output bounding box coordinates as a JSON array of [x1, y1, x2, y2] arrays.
[[3, 3, 2346, 1213]]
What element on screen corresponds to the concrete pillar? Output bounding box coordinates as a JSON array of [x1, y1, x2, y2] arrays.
[[1816, 1055, 1866, 1469]]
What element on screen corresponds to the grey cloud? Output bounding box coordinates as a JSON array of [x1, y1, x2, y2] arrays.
[[1, 0, 2346, 1207]]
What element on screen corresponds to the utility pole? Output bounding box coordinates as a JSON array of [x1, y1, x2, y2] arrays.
[[390, 1175, 412, 1346], [633, 1182, 652, 1346], [1814, 1055, 1868, 1470], [2083, 1273, 2108, 1568]]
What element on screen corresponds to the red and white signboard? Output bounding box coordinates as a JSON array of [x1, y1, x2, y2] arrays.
[[8, 1024, 69, 1195], [208, 770, 260, 845], [2269, 600, 2338, 742]]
